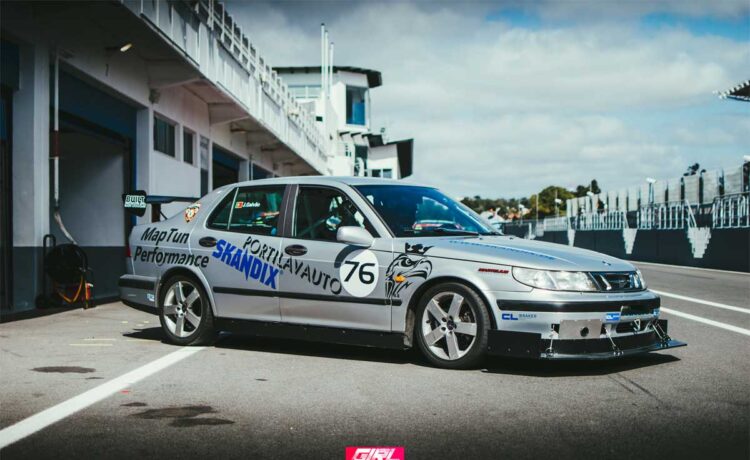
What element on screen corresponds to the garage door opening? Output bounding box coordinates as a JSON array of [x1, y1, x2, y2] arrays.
[[48, 70, 137, 304], [49, 115, 132, 302], [212, 145, 240, 189]]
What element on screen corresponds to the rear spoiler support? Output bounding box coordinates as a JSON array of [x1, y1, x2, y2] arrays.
[[123, 191, 199, 222]]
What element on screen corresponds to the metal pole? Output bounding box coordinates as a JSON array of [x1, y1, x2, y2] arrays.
[[329, 41, 334, 97], [320, 24, 325, 98], [324, 29, 329, 97]]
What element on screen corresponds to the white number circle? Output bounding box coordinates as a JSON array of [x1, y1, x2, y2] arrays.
[[339, 249, 379, 298]]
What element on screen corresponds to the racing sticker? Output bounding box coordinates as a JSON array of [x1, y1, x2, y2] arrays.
[[385, 243, 433, 299], [339, 249, 379, 298], [184, 203, 201, 223]]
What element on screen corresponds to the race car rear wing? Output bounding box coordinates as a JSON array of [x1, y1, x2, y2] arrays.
[[122, 191, 199, 222]]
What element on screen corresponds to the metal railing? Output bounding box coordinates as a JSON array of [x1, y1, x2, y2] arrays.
[[712, 192, 750, 228], [542, 216, 570, 231], [574, 211, 628, 230], [637, 200, 699, 230], [124, 0, 330, 172]]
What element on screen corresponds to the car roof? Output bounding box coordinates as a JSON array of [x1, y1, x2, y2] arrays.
[[221, 176, 434, 190]]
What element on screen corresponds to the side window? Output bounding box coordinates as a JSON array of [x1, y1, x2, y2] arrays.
[[207, 186, 285, 235], [293, 187, 374, 242]]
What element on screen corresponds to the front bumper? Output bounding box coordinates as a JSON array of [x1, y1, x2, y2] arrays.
[[487, 319, 687, 360]]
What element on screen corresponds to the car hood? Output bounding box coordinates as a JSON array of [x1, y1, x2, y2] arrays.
[[397, 235, 635, 272]]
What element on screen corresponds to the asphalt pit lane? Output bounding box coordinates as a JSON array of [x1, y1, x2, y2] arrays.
[[121, 402, 148, 407], [129, 405, 234, 427], [170, 418, 235, 427], [131, 405, 216, 419], [32, 366, 96, 374]]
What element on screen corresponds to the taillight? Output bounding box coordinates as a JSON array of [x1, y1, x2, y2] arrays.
[[125, 245, 131, 258]]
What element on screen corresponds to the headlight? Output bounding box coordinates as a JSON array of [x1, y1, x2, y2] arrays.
[[635, 269, 647, 289], [512, 267, 598, 291]]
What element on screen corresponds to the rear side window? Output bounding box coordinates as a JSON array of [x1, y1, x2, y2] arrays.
[[207, 186, 285, 236]]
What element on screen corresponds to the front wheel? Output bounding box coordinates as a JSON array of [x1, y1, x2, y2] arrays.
[[414, 283, 490, 369], [158, 275, 216, 346]]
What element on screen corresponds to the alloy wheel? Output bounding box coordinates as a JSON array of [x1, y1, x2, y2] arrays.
[[420, 291, 478, 360], [162, 280, 203, 338]]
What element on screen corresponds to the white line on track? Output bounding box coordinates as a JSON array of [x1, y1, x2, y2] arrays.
[[633, 261, 750, 276], [651, 289, 750, 315], [661, 308, 750, 337], [0, 346, 203, 449]]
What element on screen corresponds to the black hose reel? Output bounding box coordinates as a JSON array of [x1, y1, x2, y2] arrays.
[[36, 234, 94, 309]]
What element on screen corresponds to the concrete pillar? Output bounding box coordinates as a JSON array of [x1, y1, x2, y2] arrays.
[[135, 107, 153, 225], [12, 42, 50, 309]]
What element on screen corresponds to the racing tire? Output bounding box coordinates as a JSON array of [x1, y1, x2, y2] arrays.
[[414, 282, 490, 369], [158, 275, 216, 346]]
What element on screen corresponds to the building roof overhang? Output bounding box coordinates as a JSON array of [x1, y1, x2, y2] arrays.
[[274, 66, 382, 88], [366, 135, 414, 178]]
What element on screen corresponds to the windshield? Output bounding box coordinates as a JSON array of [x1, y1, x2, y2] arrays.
[[355, 185, 498, 237]]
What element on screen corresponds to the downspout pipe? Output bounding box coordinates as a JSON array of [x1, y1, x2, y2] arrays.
[[51, 51, 77, 244]]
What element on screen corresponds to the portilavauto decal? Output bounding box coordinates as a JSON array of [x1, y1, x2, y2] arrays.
[[385, 243, 433, 299], [240, 236, 343, 295], [184, 203, 201, 223], [133, 246, 209, 268], [141, 227, 189, 246], [212, 239, 279, 289]]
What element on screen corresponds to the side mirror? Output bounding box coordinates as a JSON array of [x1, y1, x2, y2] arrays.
[[337, 226, 374, 247]]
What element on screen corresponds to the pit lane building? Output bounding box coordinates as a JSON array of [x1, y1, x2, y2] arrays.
[[0, 1, 414, 312]]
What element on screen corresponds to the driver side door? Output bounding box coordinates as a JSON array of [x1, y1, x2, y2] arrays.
[[278, 185, 394, 331]]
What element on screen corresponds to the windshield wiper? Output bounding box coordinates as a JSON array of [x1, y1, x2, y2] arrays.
[[431, 228, 480, 236]]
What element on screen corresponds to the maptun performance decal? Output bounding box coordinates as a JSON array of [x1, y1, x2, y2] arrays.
[[386, 243, 433, 299], [140, 227, 189, 246], [133, 246, 209, 268]]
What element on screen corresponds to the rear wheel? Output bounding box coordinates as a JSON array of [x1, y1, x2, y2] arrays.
[[415, 283, 490, 369], [159, 275, 215, 346]]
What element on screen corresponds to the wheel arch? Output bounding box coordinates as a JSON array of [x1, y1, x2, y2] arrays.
[[156, 266, 217, 316], [403, 276, 497, 344]]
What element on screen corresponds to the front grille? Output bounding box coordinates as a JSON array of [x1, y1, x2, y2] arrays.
[[590, 272, 643, 292]]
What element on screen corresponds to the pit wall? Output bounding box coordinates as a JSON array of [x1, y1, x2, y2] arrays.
[[506, 227, 749, 272]]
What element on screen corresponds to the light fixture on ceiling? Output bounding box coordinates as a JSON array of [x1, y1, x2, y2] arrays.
[[105, 42, 133, 54]]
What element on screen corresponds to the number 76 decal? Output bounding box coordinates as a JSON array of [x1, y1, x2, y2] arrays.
[[339, 250, 380, 297]]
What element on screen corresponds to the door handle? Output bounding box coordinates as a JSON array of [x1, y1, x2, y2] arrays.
[[285, 244, 307, 256], [199, 236, 217, 248]]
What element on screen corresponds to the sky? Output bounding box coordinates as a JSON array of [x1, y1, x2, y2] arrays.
[[227, 0, 750, 198]]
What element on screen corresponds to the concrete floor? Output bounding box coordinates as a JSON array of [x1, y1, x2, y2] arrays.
[[1, 262, 748, 459]]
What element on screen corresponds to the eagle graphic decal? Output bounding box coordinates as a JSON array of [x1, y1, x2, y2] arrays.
[[386, 243, 433, 299]]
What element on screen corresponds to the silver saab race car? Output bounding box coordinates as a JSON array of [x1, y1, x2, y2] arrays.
[[119, 177, 685, 369]]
